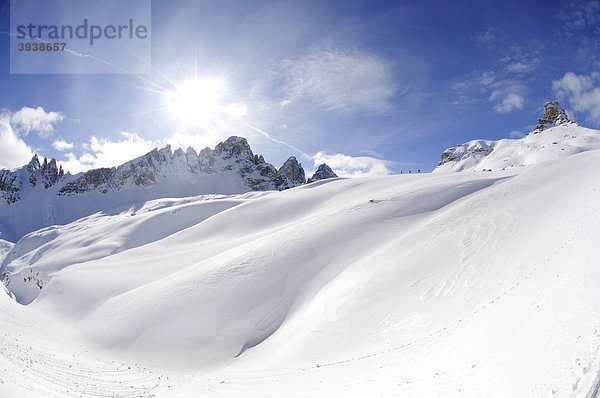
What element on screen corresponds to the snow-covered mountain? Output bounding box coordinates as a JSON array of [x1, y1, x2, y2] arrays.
[[434, 101, 600, 172], [2, 101, 600, 397], [1, 147, 600, 397], [0, 136, 333, 242]]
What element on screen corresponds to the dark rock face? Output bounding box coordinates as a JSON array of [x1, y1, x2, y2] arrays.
[[58, 168, 115, 195], [308, 164, 338, 183], [0, 155, 65, 204], [59, 147, 174, 196], [56, 136, 303, 197], [0, 170, 20, 204], [40, 158, 64, 189], [440, 151, 454, 163], [214, 136, 253, 160], [0, 136, 339, 241], [534, 101, 570, 133], [1, 136, 330, 210], [276, 156, 306, 189], [438, 142, 492, 166]]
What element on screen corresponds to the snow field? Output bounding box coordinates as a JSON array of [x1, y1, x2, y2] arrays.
[[1, 149, 600, 396]]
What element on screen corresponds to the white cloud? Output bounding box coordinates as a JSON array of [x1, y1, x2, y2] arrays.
[[10, 106, 64, 138], [506, 62, 531, 73], [552, 72, 600, 124], [59, 132, 157, 174], [0, 114, 34, 170], [312, 151, 393, 178], [278, 47, 396, 112], [491, 92, 525, 113], [453, 38, 540, 112], [52, 139, 74, 151], [478, 71, 496, 86]]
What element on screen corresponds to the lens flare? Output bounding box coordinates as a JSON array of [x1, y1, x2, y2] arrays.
[[168, 78, 224, 126]]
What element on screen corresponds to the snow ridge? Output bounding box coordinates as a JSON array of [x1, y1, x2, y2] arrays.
[[0, 136, 334, 242], [435, 101, 600, 173]]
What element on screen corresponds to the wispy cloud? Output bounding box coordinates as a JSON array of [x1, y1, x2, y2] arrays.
[[558, 1, 600, 31], [506, 62, 534, 73], [277, 46, 396, 113], [552, 71, 600, 125], [242, 122, 310, 158], [312, 151, 394, 178], [454, 33, 541, 112], [478, 71, 496, 86], [10, 106, 64, 138], [471, 29, 498, 48]]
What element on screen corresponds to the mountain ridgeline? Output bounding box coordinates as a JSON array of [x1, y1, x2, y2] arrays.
[[434, 101, 600, 173], [0, 136, 337, 242]]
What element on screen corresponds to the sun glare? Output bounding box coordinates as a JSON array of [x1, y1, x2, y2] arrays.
[[168, 78, 224, 126]]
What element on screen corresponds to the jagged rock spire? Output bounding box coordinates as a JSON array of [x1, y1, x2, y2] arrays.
[[534, 101, 570, 133], [308, 164, 338, 183], [278, 156, 305, 185]]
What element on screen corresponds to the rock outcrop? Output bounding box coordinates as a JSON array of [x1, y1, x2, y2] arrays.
[[276, 156, 306, 189], [308, 164, 338, 183], [58, 136, 296, 196], [434, 101, 597, 173], [533, 101, 571, 133], [0, 155, 65, 204], [0, 136, 337, 241]]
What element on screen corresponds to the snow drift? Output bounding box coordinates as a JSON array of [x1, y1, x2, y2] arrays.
[[2, 146, 600, 397]]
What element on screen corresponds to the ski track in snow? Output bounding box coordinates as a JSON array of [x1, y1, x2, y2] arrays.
[[0, 330, 168, 397], [1, 147, 600, 396], [0, 300, 170, 398]]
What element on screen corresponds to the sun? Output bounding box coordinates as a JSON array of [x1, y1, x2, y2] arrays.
[[168, 78, 224, 126]]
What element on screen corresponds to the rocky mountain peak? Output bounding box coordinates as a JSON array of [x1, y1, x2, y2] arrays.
[[534, 101, 570, 133], [214, 136, 253, 161], [434, 101, 598, 173], [27, 154, 41, 171], [1, 135, 345, 241], [308, 164, 338, 183], [0, 154, 65, 205], [278, 156, 305, 185], [25, 154, 64, 188], [40, 157, 64, 189]]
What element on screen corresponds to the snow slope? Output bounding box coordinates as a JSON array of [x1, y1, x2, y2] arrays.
[[1, 149, 600, 397], [434, 123, 600, 172], [0, 239, 13, 264], [0, 136, 315, 242]]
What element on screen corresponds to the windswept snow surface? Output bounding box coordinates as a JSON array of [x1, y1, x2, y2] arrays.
[[0, 239, 13, 264], [2, 150, 600, 397]]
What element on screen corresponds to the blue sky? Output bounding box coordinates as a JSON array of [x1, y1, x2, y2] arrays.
[[1, 0, 600, 175]]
